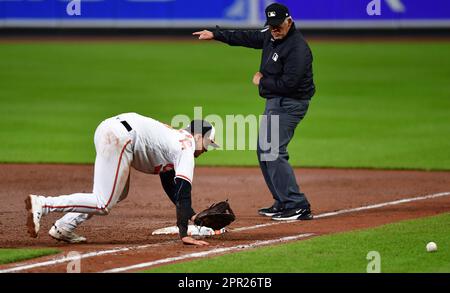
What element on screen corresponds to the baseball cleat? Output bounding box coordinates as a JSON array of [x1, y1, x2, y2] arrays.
[[271, 207, 313, 221], [49, 225, 87, 244], [258, 205, 284, 217], [25, 194, 43, 238]]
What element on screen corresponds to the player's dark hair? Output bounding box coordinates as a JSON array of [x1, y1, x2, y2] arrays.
[[185, 120, 213, 136]]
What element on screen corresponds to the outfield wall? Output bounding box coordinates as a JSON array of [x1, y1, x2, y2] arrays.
[[1, 0, 450, 29]]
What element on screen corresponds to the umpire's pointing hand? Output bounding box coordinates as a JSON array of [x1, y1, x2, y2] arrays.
[[192, 30, 214, 40]]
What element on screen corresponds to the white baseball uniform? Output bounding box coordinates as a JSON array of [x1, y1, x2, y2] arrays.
[[37, 113, 196, 231]]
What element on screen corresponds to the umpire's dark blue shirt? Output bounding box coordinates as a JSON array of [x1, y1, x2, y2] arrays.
[[214, 23, 315, 100]]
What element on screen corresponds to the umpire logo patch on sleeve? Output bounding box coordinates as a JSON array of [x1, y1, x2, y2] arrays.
[[272, 53, 279, 62]]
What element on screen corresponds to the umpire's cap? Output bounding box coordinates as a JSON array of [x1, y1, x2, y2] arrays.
[[264, 3, 290, 26], [185, 120, 220, 149]]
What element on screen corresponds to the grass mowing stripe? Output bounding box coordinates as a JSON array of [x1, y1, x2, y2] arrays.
[[0, 248, 60, 265], [143, 213, 450, 273]]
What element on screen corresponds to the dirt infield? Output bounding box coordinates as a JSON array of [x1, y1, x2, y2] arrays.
[[0, 164, 449, 272]]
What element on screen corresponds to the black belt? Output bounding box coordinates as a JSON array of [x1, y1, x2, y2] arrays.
[[120, 120, 132, 132]]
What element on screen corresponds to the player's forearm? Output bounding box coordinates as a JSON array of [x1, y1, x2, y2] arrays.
[[176, 206, 195, 238], [174, 178, 196, 238], [160, 169, 177, 204]]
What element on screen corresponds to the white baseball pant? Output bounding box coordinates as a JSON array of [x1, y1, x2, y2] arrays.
[[38, 117, 134, 230]]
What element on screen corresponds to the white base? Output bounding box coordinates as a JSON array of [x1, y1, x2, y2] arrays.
[[152, 225, 227, 236]]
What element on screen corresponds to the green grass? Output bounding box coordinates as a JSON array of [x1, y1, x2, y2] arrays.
[[0, 248, 60, 265], [1, 41, 449, 169], [144, 213, 450, 273]]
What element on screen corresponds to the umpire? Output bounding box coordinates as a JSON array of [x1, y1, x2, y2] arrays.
[[193, 3, 315, 221]]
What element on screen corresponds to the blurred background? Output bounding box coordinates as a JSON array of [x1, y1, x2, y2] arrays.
[[0, 0, 449, 170], [1, 0, 450, 30]]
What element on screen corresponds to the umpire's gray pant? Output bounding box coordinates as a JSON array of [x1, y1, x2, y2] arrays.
[[257, 97, 311, 210]]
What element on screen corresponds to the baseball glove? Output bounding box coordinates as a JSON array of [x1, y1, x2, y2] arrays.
[[194, 200, 235, 230]]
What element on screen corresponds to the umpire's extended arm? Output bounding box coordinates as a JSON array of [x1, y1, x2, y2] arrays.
[[193, 23, 315, 100]]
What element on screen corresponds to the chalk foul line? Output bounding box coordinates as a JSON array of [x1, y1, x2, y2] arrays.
[[102, 233, 315, 273], [0, 240, 176, 273], [233, 191, 450, 232]]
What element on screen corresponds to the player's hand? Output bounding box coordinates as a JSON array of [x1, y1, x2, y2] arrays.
[[253, 72, 263, 86], [192, 30, 214, 40], [182, 236, 210, 246]]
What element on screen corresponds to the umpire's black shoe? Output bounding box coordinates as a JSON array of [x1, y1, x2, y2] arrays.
[[258, 205, 284, 217], [271, 207, 313, 221]]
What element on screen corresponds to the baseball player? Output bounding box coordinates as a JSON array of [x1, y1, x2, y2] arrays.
[[25, 113, 219, 246]]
